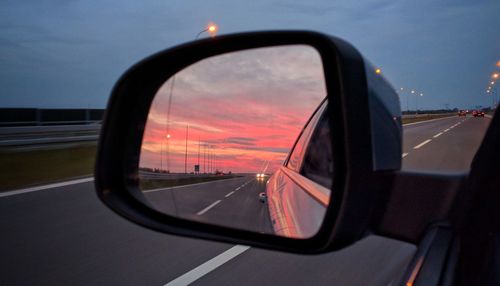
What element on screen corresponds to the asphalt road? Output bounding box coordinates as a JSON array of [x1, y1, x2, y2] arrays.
[[0, 115, 491, 285], [144, 176, 273, 234], [402, 116, 490, 172]]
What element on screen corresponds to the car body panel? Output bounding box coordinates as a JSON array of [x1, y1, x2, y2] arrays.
[[266, 166, 329, 238]]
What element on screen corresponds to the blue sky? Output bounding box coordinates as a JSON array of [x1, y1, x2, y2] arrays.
[[1, 0, 499, 109]]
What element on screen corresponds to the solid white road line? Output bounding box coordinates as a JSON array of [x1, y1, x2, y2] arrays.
[[164, 245, 250, 286], [433, 132, 443, 138], [413, 139, 432, 149], [0, 177, 94, 198], [225, 191, 235, 198], [402, 153, 409, 158], [444, 128, 450, 132], [144, 177, 242, 193], [197, 200, 221, 216]]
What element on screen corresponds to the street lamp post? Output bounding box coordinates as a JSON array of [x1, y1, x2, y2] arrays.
[[418, 93, 424, 113], [185, 124, 188, 174], [488, 87, 498, 109], [163, 23, 218, 173], [399, 87, 410, 113], [411, 90, 417, 114]]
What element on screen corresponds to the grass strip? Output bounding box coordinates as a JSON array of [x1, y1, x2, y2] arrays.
[[402, 114, 455, 125], [0, 145, 96, 191]]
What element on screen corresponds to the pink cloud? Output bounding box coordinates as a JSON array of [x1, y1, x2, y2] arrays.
[[140, 45, 326, 173]]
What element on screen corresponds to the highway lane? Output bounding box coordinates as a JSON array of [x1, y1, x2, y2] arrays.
[[0, 115, 492, 285], [144, 176, 273, 234], [0, 180, 233, 285], [402, 116, 491, 172]]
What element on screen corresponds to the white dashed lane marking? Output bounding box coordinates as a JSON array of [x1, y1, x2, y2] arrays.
[[413, 139, 431, 149], [197, 200, 221, 216], [413, 139, 432, 149], [196, 178, 255, 215], [433, 132, 443, 138], [165, 245, 251, 286], [404, 118, 468, 159]]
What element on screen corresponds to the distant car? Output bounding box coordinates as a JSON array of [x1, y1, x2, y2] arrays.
[[458, 110, 467, 116], [472, 110, 485, 117]]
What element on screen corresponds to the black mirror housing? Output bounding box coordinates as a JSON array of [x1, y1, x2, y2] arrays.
[[95, 30, 401, 254]]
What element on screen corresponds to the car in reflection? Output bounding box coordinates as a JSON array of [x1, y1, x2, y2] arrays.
[[458, 110, 467, 116], [264, 100, 332, 238]]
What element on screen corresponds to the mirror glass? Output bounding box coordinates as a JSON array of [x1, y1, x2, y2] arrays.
[[139, 45, 332, 238]]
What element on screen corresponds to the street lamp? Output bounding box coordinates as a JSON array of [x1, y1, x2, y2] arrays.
[[418, 93, 424, 113], [375, 68, 382, 74], [488, 86, 498, 109], [398, 87, 410, 113], [163, 23, 218, 173], [196, 23, 218, 39]]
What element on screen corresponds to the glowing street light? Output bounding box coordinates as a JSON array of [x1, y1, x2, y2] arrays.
[[208, 24, 217, 34], [497, 60, 500, 67], [492, 81, 495, 85], [493, 73, 499, 79], [196, 23, 218, 39], [375, 68, 382, 74], [411, 90, 415, 94]]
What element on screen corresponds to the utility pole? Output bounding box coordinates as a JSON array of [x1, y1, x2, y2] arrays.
[[160, 141, 163, 171], [203, 143, 206, 173], [184, 124, 189, 174], [197, 136, 200, 174]]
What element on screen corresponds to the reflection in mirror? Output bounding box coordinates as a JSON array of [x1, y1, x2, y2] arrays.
[[139, 45, 331, 238]]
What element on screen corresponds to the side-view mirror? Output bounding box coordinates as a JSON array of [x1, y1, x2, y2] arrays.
[[95, 31, 402, 253]]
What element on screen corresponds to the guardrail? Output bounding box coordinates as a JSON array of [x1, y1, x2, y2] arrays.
[[0, 112, 464, 148], [402, 113, 455, 119], [0, 124, 101, 147], [0, 108, 104, 127]]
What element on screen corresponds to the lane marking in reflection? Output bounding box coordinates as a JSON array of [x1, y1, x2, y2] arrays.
[[0, 177, 94, 198], [402, 153, 409, 158], [164, 245, 250, 286], [433, 132, 443, 138], [413, 139, 432, 149], [144, 177, 243, 193], [197, 200, 221, 215], [235, 187, 241, 191], [444, 128, 450, 132], [225, 191, 235, 198]]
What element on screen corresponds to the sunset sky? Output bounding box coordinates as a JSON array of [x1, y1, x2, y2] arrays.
[[2, 1, 499, 110], [139, 45, 326, 173]]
